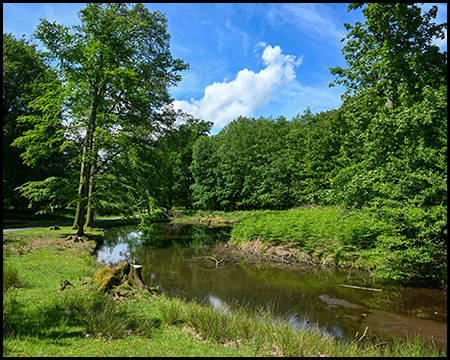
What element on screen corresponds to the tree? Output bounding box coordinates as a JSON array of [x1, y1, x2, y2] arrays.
[[157, 116, 213, 209], [190, 135, 221, 210], [3, 33, 70, 210], [13, 3, 188, 235], [190, 116, 292, 211], [285, 109, 340, 205], [330, 3, 446, 108], [328, 3, 447, 208]]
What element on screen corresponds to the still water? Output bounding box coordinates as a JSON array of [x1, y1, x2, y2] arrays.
[[96, 222, 447, 350]]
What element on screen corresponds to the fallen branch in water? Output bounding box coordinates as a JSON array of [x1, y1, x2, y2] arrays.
[[191, 256, 227, 269], [339, 284, 382, 292]]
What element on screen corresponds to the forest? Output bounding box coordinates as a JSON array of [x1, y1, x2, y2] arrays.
[[3, 3, 447, 286]]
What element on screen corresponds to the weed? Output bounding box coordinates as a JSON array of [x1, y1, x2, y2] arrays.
[[158, 296, 185, 325]]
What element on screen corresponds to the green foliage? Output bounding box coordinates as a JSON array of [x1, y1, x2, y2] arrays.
[[363, 205, 447, 287], [285, 108, 340, 205], [329, 3, 447, 106], [137, 216, 162, 246], [156, 116, 213, 209], [15, 176, 76, 214], [190, 135, 221, 210], [329, 85, 447, 208], [3, 33, 70, 209], [191, 115, 305, 210], [231, 206, 447, 287]]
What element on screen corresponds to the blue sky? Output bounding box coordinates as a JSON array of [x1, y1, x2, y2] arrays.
[[3, 3, 447, 134]]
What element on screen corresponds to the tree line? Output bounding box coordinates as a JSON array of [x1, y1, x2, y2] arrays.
[[3, 3, 447, 241], [190, 85, 446, 211]]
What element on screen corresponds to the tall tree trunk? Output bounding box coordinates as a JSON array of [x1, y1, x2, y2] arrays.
[[72, 144, 88, 233], [72, 94, 98, 236], [73, 151, 91, 237], [85, 161, 96, 228]]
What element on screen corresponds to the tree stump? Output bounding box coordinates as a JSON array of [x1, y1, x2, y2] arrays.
[[86, 261, 153, 295]]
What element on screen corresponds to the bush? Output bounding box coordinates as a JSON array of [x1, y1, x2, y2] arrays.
[[364, 205, 447, 287]]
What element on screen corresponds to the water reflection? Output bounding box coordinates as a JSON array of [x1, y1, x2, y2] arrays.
[[96, 227, 143, 265], [97, 223, 447, 350]]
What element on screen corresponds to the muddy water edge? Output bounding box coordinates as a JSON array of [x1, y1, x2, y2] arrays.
[[96, 222, 447, 351]]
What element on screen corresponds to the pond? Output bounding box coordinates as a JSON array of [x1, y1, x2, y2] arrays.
[[96, 222, 447, 350]]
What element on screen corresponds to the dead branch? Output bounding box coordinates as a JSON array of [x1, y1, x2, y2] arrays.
[[339, 284, 382, 292]]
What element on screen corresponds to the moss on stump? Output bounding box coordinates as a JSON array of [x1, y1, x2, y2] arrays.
[[86, 261, 158, 296]]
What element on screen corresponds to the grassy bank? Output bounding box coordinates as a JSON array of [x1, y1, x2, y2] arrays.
[[229, 206, 447, 288], [3, 222, 446, 356]]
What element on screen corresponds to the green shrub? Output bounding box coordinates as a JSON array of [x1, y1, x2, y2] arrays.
[[364, 205, 447, 287]]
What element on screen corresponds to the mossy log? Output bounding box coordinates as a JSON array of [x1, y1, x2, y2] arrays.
[[86, 261, 154, 295]]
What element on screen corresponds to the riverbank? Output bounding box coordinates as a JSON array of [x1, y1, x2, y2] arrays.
[[165, 206, 447, 289], [3, 223, 446, 356]]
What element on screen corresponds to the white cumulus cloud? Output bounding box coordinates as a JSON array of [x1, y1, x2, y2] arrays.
[[172, 44, 302, 128]]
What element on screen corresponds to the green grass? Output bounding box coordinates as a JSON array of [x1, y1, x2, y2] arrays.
[[3, 220, 446, 357]]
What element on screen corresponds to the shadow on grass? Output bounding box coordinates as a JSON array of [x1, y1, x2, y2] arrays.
[[3, 289, 161, 343]]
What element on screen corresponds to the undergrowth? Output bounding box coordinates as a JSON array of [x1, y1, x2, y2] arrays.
[[230, 205, 447, 288]]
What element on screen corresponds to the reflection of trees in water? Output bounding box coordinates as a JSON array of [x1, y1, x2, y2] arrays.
[[154, 223, 232, 248], [97, 226, 143, 266]]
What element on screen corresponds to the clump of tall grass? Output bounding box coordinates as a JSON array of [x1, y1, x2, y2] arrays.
[[3, 261, 25, 291], [162, 296, 445, 357], [157, 296, 186, 325], [81, 292, 131, 339], [3, 293, 22, 337], [184, 299, 246, 345], [52, 289, 161, 339], [3, 263, 26, 337]]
